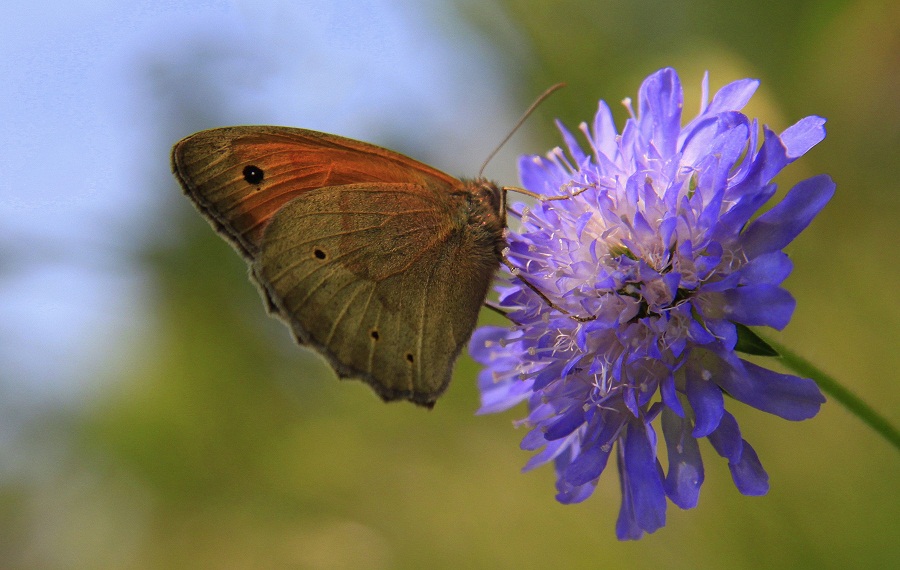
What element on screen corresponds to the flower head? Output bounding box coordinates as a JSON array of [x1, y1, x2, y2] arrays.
[[471, 68, 835, 540]]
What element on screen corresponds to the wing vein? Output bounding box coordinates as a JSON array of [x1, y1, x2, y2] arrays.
[[281, 262, 337, 313], [263, 221, 440, 247], [265, 221, 444, 285], [324, 279, 369, 346], [414, 247, 442, 389], [360, 286, 379, 375], [266, 239, 381, 286]]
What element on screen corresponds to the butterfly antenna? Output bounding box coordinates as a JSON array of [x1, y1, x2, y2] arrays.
[[478, 82, 566, 178]]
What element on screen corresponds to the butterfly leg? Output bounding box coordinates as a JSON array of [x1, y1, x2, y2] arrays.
[[498, 185, 597, 323], [483, 301, 522, 326], [502, 182, 594, 203], [500, 182, 593, 226], [498, 257, 596, 323], [498, 167, 593, 225]]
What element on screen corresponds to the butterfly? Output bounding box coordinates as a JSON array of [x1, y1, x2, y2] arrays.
[[171, 126, 507, 408]]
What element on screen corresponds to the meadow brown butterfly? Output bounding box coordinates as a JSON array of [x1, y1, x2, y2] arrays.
[[171, 126, 506, 408]]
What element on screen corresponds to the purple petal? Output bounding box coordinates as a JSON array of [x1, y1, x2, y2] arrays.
[[688, 314, 717, 345], [728, 127, 791, 196], [477, 358, 533, 415], [741, 174, 836, 258], [615, 472, 643, 540], [520, 428, 547, 451], [518, 154, 567, 194], [523, 438, 567, 472], [685, 366, 725, 437], [575, 211, 593, 241], [532, 361, 566, 391], [619, 421, 667, 535], [592, 100, 618, 159], [679, 115, 719, 166], [623, 384, 640, 417], [702, 349, 825, 420], [468, 326, 508, 363], [564, 442, 612, 486], [693, 117, 751, 190], [554, 446, 599, 503], [556, 480, 596, 504], [716, 183, 777, 239], [638, 67, 683, 157], [781, 116, 826, 158], [698, 269, 741, 297], [544, 406, 586, 440], [723, 284, 796, 330], [661, 372, 685, 417], [707, 410, 743, 463], [528, 401, 557, 424], [555, 119, 587, 166], [661, 407, 705, 508], [477, 380, 532, 414], [699, 71, 709, 112], [706, 319, 737, 351], [706, 78, 759, 114], [697, 183, 726, 232], [732, 359, 825, 420], [680, 78, 758, 150], [729, 439, 769, 496], [619, 118, 638, 166], [738, 252, 793, 286], [690, 110, 748, 153]]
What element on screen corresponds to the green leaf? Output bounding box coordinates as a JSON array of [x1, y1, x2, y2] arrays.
[[734, 323, 779, 356]]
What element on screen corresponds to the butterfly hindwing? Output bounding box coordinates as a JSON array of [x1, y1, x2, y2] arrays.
[[252, 183, 498, 405]]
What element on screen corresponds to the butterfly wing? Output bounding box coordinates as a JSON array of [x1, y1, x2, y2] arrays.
[[171, 126, 461, 259], [253, 183, 499, 406], [172, 126, 502, 406]]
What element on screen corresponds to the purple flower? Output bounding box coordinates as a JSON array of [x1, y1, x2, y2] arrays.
[[471, 68, 834, 540]]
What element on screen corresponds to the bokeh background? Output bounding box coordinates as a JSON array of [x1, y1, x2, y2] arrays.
[[1, 0, 898, 568]]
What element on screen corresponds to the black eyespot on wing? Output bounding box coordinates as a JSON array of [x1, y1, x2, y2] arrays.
[[405, 353, 414, 363], [243, 165, 264, 184], [313, 248, 327, 260], [370, 329, 380, 340]]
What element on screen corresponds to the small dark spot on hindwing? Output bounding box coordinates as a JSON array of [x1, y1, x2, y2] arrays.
[[313, 248, 327, 260]]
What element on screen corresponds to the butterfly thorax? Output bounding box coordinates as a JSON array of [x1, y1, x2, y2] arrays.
[[456, 178, 506, 261]]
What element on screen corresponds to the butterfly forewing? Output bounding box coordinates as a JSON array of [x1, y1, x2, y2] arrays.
[[171, 126, 461, 258]]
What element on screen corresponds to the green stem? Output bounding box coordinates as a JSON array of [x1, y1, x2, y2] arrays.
[[764, 337, 900, 452]]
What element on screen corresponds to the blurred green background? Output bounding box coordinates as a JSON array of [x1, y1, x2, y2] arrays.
[[1, 0, 897, 568]]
